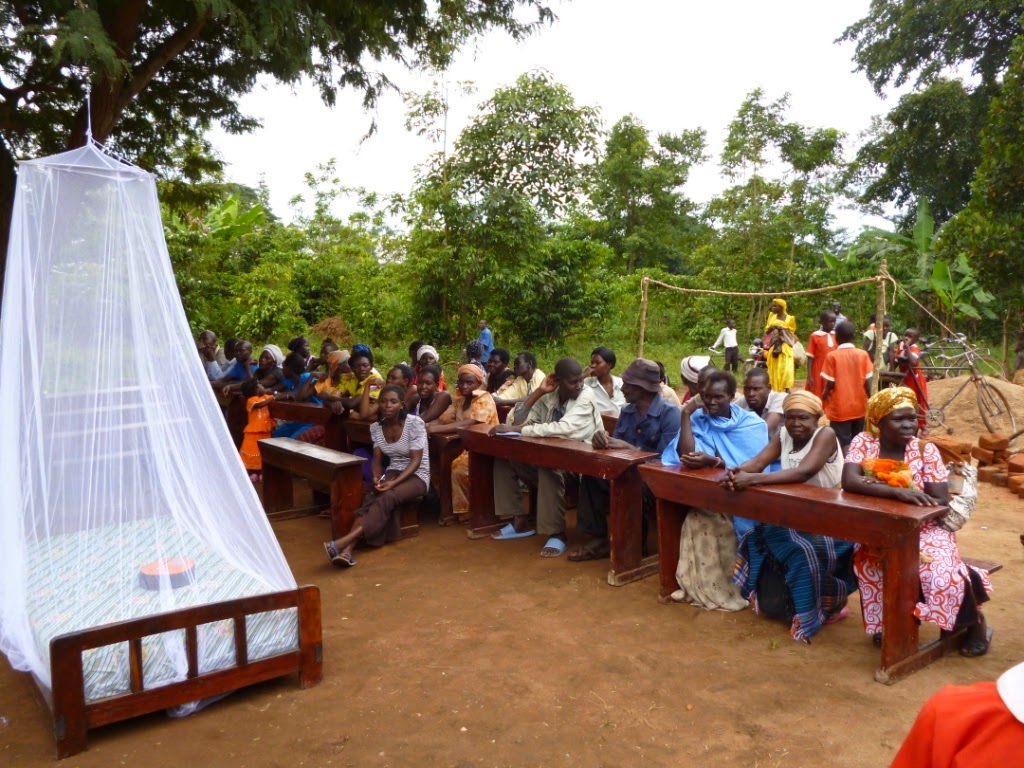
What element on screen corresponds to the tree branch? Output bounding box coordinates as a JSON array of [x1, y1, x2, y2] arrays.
[[122, 11, 210, 109]]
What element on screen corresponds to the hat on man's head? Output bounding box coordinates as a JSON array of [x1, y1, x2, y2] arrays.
[[621, 359, 662, 394], [680, 355, 711, 384]]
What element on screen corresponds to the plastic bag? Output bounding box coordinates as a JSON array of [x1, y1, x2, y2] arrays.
[[939, 462, 977, 532]]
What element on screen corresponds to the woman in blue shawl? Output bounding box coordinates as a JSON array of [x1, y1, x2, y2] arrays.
[[661, 370, 768, 610]]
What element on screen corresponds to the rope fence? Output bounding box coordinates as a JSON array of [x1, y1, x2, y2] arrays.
[[638, 261, 894, 391]]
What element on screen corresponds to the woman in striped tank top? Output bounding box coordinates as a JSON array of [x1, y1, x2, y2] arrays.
[[323, 385, 430, 567]]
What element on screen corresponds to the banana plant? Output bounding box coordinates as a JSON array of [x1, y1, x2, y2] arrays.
[[913, 253, 997, 327]]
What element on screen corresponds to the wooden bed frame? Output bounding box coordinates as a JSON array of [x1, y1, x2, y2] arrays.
[[38, 584, 322, 758]]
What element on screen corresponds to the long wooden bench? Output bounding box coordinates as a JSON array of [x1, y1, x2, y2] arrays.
[[639, 462, 1002, 684], [457, 423, 658, 586], [259, 438, 365, 540]]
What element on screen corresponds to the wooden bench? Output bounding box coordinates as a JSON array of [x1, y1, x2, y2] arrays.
[[258, 438, 365, 540], [268, 401, 348, 452], [639, 463, 1000, 684], [457, 423, 658, 586]]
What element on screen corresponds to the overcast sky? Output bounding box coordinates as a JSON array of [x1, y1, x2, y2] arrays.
[[209, 0, 895, 233]]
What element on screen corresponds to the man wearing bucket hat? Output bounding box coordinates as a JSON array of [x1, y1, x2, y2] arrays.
[[568, 359, 681, 562]]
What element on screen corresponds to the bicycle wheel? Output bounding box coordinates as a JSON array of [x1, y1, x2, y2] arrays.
[[976, 378, 1017, 436]]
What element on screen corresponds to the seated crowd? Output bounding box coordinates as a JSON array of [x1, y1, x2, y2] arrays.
[[197, 300, 993, 658]]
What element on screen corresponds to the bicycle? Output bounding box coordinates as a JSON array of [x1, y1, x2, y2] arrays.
[[916, 336, 1017, 438], [918, 333, 1005, 381]]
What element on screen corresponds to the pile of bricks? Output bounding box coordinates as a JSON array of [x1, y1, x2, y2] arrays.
[[972, 434, 1024, 494], [923, 433, 1024, 496]]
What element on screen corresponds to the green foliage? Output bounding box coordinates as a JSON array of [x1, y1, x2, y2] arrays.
[[590, 115, 708, 273], [847, 81, 989, 225], [448, 70, 602, 218], [938, 30, 1024, 313], [912, 254, 997, 325], [838, 1, 1024, 92]]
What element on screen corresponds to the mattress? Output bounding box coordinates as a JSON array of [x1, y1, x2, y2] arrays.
[[25, 518, 298, 702]]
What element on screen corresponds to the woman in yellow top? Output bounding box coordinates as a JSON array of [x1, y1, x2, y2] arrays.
[[764, 298, 797, 334], [429, 365, 500, 522], [765, 298, 797, 393]]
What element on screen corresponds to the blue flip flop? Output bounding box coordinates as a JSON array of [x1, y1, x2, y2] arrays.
[[540, 537, 567, 557], [491, 523, 536, 540]]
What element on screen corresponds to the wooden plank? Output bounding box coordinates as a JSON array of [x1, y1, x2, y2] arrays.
[[297, 585, 323, 689], [430, 433, 464, 525], [234, 615, 249, 666], [267, 400, 332, 425], [186, 626, 199, 678], [259, 438, 364, 468], [128, 638, 143, 693], [457, 424, 656, 584], [86, 652, 301, 728], [963, 556, 1002, 574], [640, 463, 953, 683], [458, 423, 655, 479], [344, 417, 374, 447]]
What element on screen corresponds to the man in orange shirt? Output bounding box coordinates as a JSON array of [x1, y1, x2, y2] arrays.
[[804, 309, 836, 397], [820, 320, 874, 454]]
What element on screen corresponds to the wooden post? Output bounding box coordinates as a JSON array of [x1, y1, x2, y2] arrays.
[[872, 260, 888, 393], [638, 276, 650, 357]]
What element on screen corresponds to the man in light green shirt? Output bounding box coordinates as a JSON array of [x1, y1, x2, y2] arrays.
[[489, 358, 602, 556]]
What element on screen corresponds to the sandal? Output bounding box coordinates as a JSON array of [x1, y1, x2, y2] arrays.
[[872, 632, 883, 648], [567, 539, 611, 562], [960, 624, 993, 658], [323, 541, 339, 563]]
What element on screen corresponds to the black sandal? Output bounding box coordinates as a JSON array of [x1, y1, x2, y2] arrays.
[[960, 624, 993, 658]]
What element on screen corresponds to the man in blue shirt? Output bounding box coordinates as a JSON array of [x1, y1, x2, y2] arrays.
[[568, 358, 681, 562], [477, 319, 494, 360]]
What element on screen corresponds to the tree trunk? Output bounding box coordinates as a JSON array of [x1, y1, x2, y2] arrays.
[[0, 144, 18, 303]]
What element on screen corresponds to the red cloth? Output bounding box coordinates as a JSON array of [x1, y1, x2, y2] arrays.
[[890, 681, 1024, 768], [804, 330, 836, 396]]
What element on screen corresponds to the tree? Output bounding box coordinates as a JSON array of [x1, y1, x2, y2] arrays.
[[938, 30, 1024, 342], [0, 0, 555, 291], [447, 70, 601, 219], [838, 1, 1024, 93], [847, 80, 989, 226], [401, 71, 602, 341], [589, 115, 708, 274], [838, 2, 1023, 224]]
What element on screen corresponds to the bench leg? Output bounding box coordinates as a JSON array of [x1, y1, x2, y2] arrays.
[[297, 586, 323, 689], [607, 469, 658, 586], [875, 530, 927, 683], [656, 499, 687, 602], [262, 464, 293, 513], [329, 466, 364, 541], [400, 500, 421, 539], [467, 451, 502, 539]]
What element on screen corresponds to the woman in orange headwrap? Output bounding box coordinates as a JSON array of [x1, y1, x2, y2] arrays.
[[842, 388, 993, 657], [428, 365, 500, 522]]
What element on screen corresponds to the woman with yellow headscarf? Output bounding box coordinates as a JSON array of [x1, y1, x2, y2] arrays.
[[723, 392, 855, 641], [764, 298, 797, 392], [842, 388, 993, 657]]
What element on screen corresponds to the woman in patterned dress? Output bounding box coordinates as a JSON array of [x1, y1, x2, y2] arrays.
[[322, 385, 430, 567], [841, 387, 993, 656], [429, 364, 499, 522]]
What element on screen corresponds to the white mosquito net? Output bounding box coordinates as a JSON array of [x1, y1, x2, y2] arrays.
[[0, 143, 297, 695]]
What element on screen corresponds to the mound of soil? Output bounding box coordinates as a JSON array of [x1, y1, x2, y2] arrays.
[[309, 316, 353, 346], [926, 375, 1024, 443]]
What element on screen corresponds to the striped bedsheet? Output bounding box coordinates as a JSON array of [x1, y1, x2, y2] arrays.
[[25, 518, 298, 702]]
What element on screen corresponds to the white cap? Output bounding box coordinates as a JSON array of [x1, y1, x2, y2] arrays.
[[997, 661, 1024, 724], [680, 355, 711, 384]]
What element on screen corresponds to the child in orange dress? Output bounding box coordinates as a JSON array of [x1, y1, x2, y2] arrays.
[[239, 378, 274, 482]]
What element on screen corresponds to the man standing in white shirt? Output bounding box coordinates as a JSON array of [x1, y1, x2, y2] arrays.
[[710, 318, 740, 372]]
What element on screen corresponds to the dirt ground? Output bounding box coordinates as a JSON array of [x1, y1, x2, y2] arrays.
[[1, 478, 1022, 768]]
